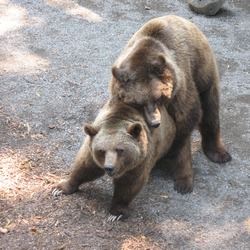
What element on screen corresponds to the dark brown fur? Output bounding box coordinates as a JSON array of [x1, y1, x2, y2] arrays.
[[110, 15, 231, 171], [55, 98, 177, 219]]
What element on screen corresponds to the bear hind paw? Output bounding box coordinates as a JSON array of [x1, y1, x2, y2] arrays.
[[174, 176, 193, 194], [204, 149, 232, 164]]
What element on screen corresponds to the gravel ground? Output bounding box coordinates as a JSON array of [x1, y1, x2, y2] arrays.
[[0, 0, 249, 249]]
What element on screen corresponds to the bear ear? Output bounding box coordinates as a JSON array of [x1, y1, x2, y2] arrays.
[[150, 53, 167, 77], [112, 65, 130, 84], [83, 124, 100, 137], [127, 122, 143, 138]]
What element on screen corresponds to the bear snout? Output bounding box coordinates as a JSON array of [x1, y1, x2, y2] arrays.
[[150, 119, 161, 128], [104, 165, 114, 176], [143, 103, 161, 128]]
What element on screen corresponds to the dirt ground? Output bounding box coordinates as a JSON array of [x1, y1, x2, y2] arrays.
[[0, 0, 249, 249]]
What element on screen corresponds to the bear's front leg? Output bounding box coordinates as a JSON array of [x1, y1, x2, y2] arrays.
[[172, 137, 194, 194], [53, 138, 105, 196], [108, 169, 149, 221]]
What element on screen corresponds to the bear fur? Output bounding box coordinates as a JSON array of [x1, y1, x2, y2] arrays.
[[54, 97, 178, 220], [110, 15, 232, 164]]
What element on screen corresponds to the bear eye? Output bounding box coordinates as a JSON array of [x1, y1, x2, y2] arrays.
[[131, 102, 142, 109], [155, 100, 161, 106], [115, 148, 124, 154], [98, 149, 105, 156]]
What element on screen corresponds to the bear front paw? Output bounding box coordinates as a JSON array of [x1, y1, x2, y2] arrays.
[[174, 176, 193, 194], [52, 180, 79, 197], [109, 204, 129, 221], [52, 188, 63, 197], [107, 214, 123, 222]]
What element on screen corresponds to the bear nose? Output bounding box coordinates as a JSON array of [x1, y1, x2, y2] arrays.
[[150, 119, 160, 128], [104, 165, 114, 175]]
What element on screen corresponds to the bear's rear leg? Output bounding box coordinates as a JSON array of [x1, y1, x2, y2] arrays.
[[199, 85, 232, 163]]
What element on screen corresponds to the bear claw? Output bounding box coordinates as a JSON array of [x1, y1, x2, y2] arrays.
[[52, 188, 63, 197], [107, 214, 123, 222]]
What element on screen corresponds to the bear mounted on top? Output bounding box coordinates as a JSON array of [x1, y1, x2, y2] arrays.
[[53, 15, 231, 221], [110, 15, 231, 164]]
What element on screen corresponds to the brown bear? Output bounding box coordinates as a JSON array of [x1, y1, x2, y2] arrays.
[[110, 15, 232, 164], [53, 97, 177, 220]]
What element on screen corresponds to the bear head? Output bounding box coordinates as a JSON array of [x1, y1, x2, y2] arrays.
[[111, 39, 178, 128], [83, 120, 148, 179]]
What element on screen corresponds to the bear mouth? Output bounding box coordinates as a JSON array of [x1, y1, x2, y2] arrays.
[[106, 170, 124, 179], [143, 104, 161, 127], [106, 171, 115, 177]]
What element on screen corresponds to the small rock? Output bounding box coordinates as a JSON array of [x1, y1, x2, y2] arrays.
[[0, 227, 8, 234], [49, 124, 56, 129], [188, 0, 226, 16]]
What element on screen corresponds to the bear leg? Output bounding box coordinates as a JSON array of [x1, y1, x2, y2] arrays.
[[172, 137, 194, 194], [199, 84, 232, 163], [109, 169, 149, 220], [53, 139, 105, 195]]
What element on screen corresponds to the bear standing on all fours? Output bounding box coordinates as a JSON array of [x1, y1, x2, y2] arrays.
[[110, 15, 232, 164], [53, 97, 177, 221]]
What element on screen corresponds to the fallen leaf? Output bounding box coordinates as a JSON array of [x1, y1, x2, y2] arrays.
[[30, 228, 38, 233], [31, 133, 45, 139], [160, 194, 169, 199], [5, 223, 16, 229]]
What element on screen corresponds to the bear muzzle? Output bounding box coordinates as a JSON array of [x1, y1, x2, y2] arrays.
[[104, 164, 115, 176], [150, 119, 161, 128], [144, 104, 161, 127]]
